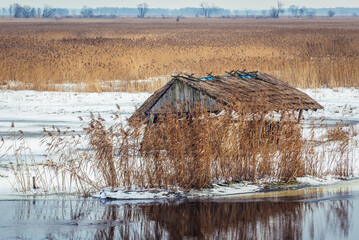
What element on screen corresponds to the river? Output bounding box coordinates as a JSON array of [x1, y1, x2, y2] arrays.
[[0, 180, 358, 239]]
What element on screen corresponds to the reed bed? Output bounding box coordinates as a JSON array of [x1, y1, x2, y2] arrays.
[[6, 102, 357, 194], [1, 18, 359, 92]]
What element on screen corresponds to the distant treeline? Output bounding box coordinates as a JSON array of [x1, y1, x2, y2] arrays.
[[93, 7, 231, 16], [311, 7, 359, 16], [1, 5, 231, 18], [1, 4, 358, 18], [233, 7, 359, 17]]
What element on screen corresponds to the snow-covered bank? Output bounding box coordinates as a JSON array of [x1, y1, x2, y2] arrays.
[[93, 176, 359, 201], [94, 182, 261, 200], [0, 88, 358, 199]]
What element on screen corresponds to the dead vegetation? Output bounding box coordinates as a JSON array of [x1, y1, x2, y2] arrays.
[[0, 18, 359, 92], [4, 102, 357, 194]]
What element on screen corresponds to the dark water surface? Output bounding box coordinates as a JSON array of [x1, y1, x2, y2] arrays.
[[0, 181, 359, 240]]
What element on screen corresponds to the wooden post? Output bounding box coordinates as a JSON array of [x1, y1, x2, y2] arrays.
[[297, 109, 303, 123], [32, 176, 36, 189]]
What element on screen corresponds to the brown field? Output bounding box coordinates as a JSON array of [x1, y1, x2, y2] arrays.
[[0, 18, 359, 91]]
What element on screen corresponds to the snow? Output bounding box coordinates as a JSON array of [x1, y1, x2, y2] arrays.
[[94, 188, 183, 200], [94, 183, 260, 200], [0, 87, 358, 200], [302, 87, 359, 126], [296, 175, 343, 186], [186, 183, 260, 198], [0, 91, 151, 162]]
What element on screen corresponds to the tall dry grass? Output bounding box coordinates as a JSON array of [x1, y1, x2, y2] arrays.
[[138, 104, 305, 189], [7, 102, 356, 194], [4, 129, 63, 193], [0, 18, 359, 91]]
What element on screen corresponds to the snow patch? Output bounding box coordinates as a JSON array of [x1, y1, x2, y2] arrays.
[[94, 183, 261, 200], [296, 175, 344, 186]]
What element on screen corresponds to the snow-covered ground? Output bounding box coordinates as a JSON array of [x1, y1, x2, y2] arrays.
[[302, 88, 359, 126], [0, 88, 358, 199], [0, 91, 151, 162]]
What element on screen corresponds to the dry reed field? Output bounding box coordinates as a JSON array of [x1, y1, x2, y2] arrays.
[[8, 103, 356, 194], [0, 18, 359, 91]]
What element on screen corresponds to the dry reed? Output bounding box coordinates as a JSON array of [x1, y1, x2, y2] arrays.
[[6, 102, 356, 194], [1, 18, 359, 92]]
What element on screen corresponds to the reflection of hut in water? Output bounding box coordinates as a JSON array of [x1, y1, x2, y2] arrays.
[[130, 70, 323, 123], [141, 199, 352, 239], [141, 200, 305, 239]]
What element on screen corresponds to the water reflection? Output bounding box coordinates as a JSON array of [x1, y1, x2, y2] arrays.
[[142, 200, 308, 239], [0, 188, 358, 239], [141, 196, 355, 240]]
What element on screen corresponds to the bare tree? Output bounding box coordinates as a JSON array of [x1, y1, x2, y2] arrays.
[[37, 8, 41, 18], [137, 3, 149, 18], [269, 1, 285, 18], [299, 7, 307, 17], [30, 8, 36, 18], [13, 4, 23, 18], [288, 5, 299, 18], [328, 10, 335, 18], [6, 4, 36, 18], [200, 2, 218, 18], [80, 6, 94, 18], [42, 5, 54, 18], [9, 4, 14, 17], [22, 6, 32, 18]]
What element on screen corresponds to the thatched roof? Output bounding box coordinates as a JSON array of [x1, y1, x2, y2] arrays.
[[131, 71, 323, 120]]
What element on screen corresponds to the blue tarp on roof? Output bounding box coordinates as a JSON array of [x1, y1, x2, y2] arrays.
[[200, 77, 213, 81]]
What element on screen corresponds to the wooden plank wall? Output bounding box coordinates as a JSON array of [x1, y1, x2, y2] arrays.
[[150, 80, 220, 113]]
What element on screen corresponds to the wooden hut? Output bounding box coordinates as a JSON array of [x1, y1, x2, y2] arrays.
[[130, 70, 323, 122]]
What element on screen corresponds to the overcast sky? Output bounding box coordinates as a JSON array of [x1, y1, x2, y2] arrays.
[[1, 0, 359, 9]]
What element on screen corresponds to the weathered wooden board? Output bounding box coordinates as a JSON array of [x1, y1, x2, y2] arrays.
[[150, 80, 220, 113]]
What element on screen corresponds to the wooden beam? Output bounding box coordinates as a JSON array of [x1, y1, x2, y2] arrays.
[[298, 109, 303, 123]]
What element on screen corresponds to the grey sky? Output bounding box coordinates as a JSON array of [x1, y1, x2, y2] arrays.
[[1, 0, 359, 9]]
